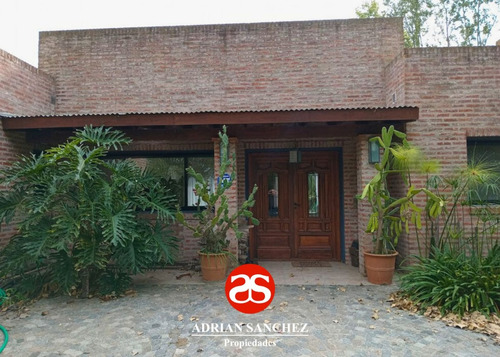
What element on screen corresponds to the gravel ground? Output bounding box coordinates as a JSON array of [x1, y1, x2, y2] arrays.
[[1, 281, 499, 356]]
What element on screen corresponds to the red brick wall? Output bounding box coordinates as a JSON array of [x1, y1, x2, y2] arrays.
[[404, 47, 500, 171], [355, 135, 378, 273], [384, 46, 500, 260], [0, 49, 55, 116], [384, 52, 406, 107], [0, 49, 56, 245], [38, 18, 403, 115]]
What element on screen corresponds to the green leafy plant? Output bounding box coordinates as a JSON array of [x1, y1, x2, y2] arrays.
[[424, 159, 500, 258], [0, 126, 178, 298], [400, 245, 500, 316], [359, 125, 443, 254], [176, 126, 259, 257], [395, 138, 500, 317]]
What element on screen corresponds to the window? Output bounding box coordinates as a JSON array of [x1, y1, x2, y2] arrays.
[[113, 152, 214, 210], [467, 139, 500, 203], [267, 172, 279, 217], [308, 172, 319, 217]]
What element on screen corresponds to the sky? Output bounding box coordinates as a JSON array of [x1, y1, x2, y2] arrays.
[[1, 0, 499, 68], [1, 0, 368, 67]]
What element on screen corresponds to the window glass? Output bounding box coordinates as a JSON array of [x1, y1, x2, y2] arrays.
[[467, 140, 500, 203], [187, 157, 214, 207], [308, 172, 319, 217], [267, 172, 279, 217], [115, 154, 213, 209]]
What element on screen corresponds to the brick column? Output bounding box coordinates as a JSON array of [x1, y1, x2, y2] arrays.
[[356, 134, 378, 275], [213, 137, 239, 258]]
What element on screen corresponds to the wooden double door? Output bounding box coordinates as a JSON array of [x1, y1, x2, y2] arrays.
[[248, 151, 341, 260]]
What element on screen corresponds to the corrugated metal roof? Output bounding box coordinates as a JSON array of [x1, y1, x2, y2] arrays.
[[2, 106, 418, 119], [1, 106, 419, 130]]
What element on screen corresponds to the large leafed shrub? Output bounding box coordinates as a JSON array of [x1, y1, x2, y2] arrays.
[[0, 126, 178, 299]]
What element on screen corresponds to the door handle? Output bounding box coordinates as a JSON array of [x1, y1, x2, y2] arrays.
[[293, 202, 300, 208]]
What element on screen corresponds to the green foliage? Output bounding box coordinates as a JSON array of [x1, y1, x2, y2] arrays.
[[356, 1, 383, 18], [357, 0, 500, 47], [451, 0, 500, 46], [384, 0, 433, 47], [400, 246, 500, 316], [176, 126, 259, 256], [359, 126, 444, 254], [434, 0, 459, 46], [0, 126, 178, 299], [423, 158, 500, 258]]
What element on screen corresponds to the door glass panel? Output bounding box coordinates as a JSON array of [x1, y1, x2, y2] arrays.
[[268, 172, 279, 217], [308, 172, 319, 217]]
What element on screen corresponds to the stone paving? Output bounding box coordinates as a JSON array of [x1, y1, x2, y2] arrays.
[[1, 268, 499, 357]]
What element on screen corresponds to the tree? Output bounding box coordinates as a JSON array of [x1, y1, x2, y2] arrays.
[[356, 0, 383, 18], [0, 126, 178, 299], [357, 0, 499, 47], [434, 0, 457, 46], [451, 0, 500, 46], [384, 0, 433, 47]]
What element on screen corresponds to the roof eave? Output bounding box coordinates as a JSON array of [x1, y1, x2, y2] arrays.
[[1, 107, 419, 130]]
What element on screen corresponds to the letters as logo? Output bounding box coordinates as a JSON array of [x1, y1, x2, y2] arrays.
[[228, 274, 272, 304], [225, 264, 275, 314]]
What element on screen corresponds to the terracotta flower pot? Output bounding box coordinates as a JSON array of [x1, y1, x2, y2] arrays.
[[199, 252, 228, 281], [364, 251, 398, 285]]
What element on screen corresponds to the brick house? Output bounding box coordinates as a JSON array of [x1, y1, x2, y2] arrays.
[[1, 18, 499, 273]]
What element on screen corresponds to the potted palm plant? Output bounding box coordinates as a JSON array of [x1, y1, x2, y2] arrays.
[[359, 126, 442, 284], [176, 126, 259, 281]]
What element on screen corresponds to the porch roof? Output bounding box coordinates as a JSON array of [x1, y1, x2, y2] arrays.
[[1, 106, 418, 130]]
